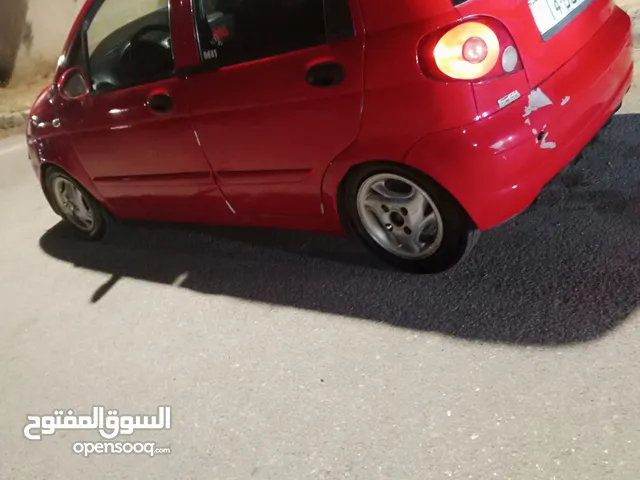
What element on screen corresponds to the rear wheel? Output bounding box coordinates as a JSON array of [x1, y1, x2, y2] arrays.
[[343, 163, 480, 274], [44, 168, 109, 241]]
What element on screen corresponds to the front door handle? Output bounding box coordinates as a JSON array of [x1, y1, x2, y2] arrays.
[[306, 62, 345, 88], [146, 93, 173, 113]]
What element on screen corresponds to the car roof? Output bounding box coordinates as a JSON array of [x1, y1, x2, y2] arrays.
[[356, 0, 456, 32]]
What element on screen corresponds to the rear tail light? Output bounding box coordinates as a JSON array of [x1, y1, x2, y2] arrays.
[[418, 17, 522, 82], [462, 37, 489, 64]]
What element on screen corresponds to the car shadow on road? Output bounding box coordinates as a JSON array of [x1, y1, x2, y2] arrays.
[[39, 113, 640, 346]]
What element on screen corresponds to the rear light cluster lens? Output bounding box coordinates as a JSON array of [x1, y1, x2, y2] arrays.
[[501, 46, 519, 73], [462, 37, 488, 64], [419, 17, 522, 82]]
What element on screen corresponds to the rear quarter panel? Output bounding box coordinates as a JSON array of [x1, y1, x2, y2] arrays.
[[356, 0, 475, 159], [322, 0, 479, 232]]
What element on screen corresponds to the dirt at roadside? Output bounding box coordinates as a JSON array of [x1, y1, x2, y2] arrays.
[[0, 72, 50, 114], [618, 0, 640, 11], [0, 124, 26, 139]]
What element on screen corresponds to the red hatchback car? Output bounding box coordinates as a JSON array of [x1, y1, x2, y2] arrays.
[[27, 0, 633, 273]]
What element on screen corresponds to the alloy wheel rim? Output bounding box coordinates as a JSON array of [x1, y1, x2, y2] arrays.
[[356, 173, 444, 260], [51, 177, 95, 232]]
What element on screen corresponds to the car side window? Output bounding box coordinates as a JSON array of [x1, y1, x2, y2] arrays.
[[194, 0, 327, 68], [85, 0, 175, 93]]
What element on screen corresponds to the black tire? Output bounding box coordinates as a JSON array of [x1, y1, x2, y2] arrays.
[[43, 167, 110, 241], [342, 162, 480, 274]]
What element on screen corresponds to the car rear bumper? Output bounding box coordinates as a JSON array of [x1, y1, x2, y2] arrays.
[[404, 6, 634, 231]]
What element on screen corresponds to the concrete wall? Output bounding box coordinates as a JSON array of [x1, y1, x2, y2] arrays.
[[1, 0, 169, 86], [0, 0, 84, 86]]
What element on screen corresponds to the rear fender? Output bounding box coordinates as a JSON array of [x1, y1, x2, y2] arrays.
[[321, 139, 414, 235], [402, 128, 482, 229]]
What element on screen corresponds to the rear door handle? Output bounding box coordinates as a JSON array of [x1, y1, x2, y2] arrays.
[[306, 62, 345, 88], [146, 93, 173, 113]]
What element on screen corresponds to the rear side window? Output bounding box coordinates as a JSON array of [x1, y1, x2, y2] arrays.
[[194, 0, 328, 67]]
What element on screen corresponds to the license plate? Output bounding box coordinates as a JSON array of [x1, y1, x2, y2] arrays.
[[528, 0, 592, 40]]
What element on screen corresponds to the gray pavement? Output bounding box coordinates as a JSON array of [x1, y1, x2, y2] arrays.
[[3, 93, 640, 479]]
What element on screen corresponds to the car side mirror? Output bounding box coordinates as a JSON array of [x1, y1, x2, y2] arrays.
[[58, 67, 90, 100]]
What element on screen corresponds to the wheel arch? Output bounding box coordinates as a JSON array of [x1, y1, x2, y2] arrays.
[[40, 162, 66, 216], [321, 157, 394, 234], [324, 158, 478, 235], [40, 161, 115, 219]]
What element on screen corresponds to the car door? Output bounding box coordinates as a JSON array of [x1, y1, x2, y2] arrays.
[[185, 0, 365, 218], [56, 0, 230, 224]]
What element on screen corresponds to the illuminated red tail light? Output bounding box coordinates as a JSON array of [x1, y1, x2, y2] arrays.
[[418, 17, 523, 82], [462, 37, 489, 64]]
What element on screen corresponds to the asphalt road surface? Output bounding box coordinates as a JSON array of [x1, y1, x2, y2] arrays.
[[3, 92, 640, 480]]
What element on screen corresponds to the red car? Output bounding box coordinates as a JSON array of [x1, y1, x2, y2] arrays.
[[27, 0, 633, 273]]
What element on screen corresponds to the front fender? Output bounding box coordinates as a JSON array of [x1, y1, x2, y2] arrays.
[[31, 132, 110, 213]]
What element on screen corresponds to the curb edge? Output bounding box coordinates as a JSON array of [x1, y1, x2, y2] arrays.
[[0, 110, 29, 130]]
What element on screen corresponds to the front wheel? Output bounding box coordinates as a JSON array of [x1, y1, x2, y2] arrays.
[[44, 168, 109, 241], [343, 163, 480, 274]]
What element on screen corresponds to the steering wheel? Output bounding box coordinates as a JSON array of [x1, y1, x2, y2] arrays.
[[122, 24, 172, 58], [120, 24, 174, 84]]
